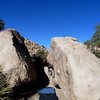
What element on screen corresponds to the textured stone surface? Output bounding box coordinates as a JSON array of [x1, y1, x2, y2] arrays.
[[0, 29, 36, 88], [24, 39, 48, 57], [48, 37, 100, 100]]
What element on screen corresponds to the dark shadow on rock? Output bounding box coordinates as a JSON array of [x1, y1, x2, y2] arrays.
[[11, 56, 50, 99], [34, 56, 50, 88]]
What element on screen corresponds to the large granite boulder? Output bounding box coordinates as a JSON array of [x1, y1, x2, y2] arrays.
[[0, 29, 36, 88], [48, 37, 100, 100]]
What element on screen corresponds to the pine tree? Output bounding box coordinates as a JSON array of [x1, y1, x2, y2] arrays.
[[84, 25, 100, 58], [0, 19, 5, 31]]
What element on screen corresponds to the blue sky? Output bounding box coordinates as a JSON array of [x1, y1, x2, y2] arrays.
[[0, 0, 100, 48]]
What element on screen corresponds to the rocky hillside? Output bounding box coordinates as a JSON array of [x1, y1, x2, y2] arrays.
[[0, 29, 100, 100], [24, 39, 48, 57]]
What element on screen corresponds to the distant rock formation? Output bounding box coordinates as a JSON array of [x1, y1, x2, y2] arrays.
[[48, 37, 100, 100], [0, 29, 36, 88], [24, 39, 48, 57]]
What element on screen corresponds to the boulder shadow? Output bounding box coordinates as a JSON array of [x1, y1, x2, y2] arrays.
[[11, 56, 50, 99]]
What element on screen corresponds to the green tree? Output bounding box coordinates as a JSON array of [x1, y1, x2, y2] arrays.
[[84, 25, 100, 58], [0, 19, 5, 31], [0, 65, 12, 98], [84, 40, 91, 48], [35, 49, 48, 62], [96, 24, 100, 32], [91, 32, 100, 43]]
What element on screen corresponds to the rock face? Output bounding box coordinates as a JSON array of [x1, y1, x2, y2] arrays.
[[0, 29, 36, 88], [24, 39, 48, 57], [48, 37, 100, 100], [24, 39, 50, 91]]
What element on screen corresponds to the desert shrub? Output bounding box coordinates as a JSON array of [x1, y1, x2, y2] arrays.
[[92, 49, 100, 58], [35, 49, 48, 63], [0, 19, 5, 31], [0, 65, 12, 98], [84, 25, 100, 58]]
